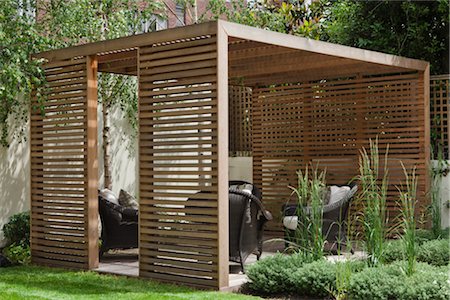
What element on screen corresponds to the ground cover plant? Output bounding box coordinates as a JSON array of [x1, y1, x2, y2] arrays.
[[0, 266, 258, 300]]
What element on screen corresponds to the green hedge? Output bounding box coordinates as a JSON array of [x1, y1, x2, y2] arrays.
[[245, 252, 313, 294], [383, 237, 449, 266], [348, 262, 450, 300], [246, 254, 449, 299], [417, 239, 449, 266]]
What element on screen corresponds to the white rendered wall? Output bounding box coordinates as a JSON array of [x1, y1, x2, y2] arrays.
[[0, 118, 30, 247], [229, 156, 253, 182], [97, 105, 138, 198], [437, 161, 450, 229]]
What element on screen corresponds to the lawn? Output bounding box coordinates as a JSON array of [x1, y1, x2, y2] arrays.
[[0, 266, 258, 300]]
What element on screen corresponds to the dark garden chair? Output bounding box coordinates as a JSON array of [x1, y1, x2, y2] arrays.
[[98, 196, 138, 256], [283, 183, 358, 253], [228, 181, 272, 272]]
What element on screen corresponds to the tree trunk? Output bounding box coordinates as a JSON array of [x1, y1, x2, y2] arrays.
[[102, 99, 112, 190]]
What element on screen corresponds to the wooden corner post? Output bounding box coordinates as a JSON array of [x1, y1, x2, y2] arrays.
[[86, 55, 99, 269], [217, 21, 229, 290], [423, 65, 431, 208]]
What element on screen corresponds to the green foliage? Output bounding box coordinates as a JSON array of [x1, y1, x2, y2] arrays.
[[202, 0, 326, 39], [290, 259, 336, 297], [2, 211, 30, 247], [0, 0, 48, 147], [357, 138, 389, 266], [382, 239, 404, 263], [417, 239, 449, 267], [323, 0, 450, 75], [348, 261, 450, 300], [246, 252, 314, 294], [0, 266, 255, 300], [287, 165, 326, 259], [397, 163, 418, 275], [2, 243, 31, 265], [383, 237, 449, 266], [1, 0, 164, 147], [247, 256, 365, 297]]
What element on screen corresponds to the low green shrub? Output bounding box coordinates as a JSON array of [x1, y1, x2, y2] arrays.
[[415, 229, 435, 244], [383, 237, 449, 266], [382, 239, 403, 263], [290, 259, 336, 297], [246, 254, 366, 296], [3, 243, 31, 265], [2, 211, 30, 246], [246, 252, 314, 294], [348, 262, 450, 300], [417, 239, 449, 266]]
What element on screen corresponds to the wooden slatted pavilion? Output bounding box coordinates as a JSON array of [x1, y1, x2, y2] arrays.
[[31, 20, 429, 290]]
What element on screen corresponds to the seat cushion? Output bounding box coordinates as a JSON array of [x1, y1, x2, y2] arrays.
[[328, 185, 351, 205], [100, 188, 119, 205], [118, 189, 138, 210]]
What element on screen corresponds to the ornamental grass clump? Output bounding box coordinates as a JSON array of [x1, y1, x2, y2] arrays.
[[357, 138, 389, 266], [288, 165, 326, 260], [397, 162, 418, 276]]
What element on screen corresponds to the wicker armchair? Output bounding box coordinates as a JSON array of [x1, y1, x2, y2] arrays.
[[228, 183, 272, 272], [283, 184, 358, 253], [98, 196, 138, 256]]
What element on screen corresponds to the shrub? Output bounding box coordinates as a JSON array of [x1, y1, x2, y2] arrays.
[[383, 237, 449, 266], [290, 259, 336, 297], [247, 254, 366, 297], [417, 239, 449, 266], [382, 239, 403, 263], [2, 211, 30, 246], [3, 243, 31, 265], [348, 262, 450, 300], [246, 252, 314, 294], [415, 229, 435, 244]]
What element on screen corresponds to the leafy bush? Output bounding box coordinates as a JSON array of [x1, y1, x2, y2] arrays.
[[2, 211, 30, 246], [415, 229, 435, 244], [382, 239, 403, 263], [247, 254, 365, 296], [417, 239, 449, 266], [383, 237, 449, 266], [3, 243, 31, 265], [246, 252, 314, 294], [291, 259, 336, 297], [348, 262, 450, 300]]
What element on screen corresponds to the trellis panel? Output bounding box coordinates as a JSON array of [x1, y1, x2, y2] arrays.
[[138, 28, 225, 288], [252, 72, 427, 233], [30, 56, 98, 269], [229, 86, 252, 156], [430, 75, 449, 159]]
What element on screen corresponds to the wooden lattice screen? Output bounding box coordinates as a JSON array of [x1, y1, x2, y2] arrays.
[[430, 75, 450, 159], [229, 86, 252, 156], [138, 27, 227, 288], [252, 72, 427, 232], [30, 56, 98, 269]]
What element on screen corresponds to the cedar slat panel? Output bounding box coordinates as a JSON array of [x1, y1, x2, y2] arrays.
[[30, 57, 90, 270], [138, 34, 220, 288], [252, 73, 427, 233]]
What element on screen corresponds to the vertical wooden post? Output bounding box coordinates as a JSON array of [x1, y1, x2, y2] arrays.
[[86, 55, 99, 269], [423, 66, 431, 204], [217, 21, 229, 290]]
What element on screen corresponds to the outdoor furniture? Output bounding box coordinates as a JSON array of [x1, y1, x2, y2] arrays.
[[282, 183, 358, 253], [98, 196, 138, 256], [228, 181, 272, 272]]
